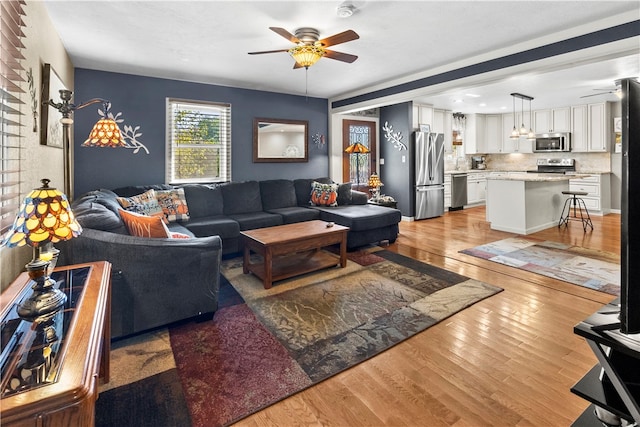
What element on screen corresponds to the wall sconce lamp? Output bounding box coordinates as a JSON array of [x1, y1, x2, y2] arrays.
[[44, 89, 126, 196]]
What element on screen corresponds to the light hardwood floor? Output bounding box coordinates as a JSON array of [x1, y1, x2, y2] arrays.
[[235, 206, 620, 426]]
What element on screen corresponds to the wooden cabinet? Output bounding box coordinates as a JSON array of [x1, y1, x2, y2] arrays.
[[569, 173, 611, 214], [0, 262, 112, 427], [534, 107, 571, 133], [485, 114, 502, 153]]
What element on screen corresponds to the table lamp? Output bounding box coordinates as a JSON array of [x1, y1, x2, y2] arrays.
[[368, 173, 384, 201], [1, 179, 82, 323]]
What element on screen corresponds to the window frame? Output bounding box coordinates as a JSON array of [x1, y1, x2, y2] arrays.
[[166, 98, 231, 184]]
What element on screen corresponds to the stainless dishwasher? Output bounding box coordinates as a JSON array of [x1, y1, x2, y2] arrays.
[[449, 173, 468, 211]]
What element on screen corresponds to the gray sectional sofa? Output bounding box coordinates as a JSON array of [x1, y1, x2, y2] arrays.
[[58, 177, 401, 340]]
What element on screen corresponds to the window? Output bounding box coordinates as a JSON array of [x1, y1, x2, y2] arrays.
[[0, 1, 26, 234], [166, 98, 231, 184]]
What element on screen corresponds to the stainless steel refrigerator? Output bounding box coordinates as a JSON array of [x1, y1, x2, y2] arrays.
[[414, 132, 445, 220]]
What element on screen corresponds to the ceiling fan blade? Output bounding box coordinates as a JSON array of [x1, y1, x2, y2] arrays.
[[580, 92, 613, 98], [318, 29, 359, 47], [269, 27, 300, 44], [293, 62, 303, 69], [324, 49, 358, 63], [248, 49, 290, 55]]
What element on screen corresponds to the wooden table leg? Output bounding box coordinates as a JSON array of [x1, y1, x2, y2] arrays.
[[339, 232, 347, 268], [264, 248, 272, 289], [243, 241, 250, 274]]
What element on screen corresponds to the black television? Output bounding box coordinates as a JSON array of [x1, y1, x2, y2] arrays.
[[620, 77, 640, 334]]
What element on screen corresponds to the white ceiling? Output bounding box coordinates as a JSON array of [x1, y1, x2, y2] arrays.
[[43, 1, 640, 113]]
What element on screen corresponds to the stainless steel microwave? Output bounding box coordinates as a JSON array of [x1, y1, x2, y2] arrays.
[[534, 133, 571, 152]]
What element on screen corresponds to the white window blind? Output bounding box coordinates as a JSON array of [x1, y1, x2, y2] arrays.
[[0, 0, 26, 234], [166, 98, 231, 184]]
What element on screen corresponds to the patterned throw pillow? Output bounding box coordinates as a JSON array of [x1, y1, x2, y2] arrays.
[[116, 189, 164, 220], [156, 188, 190, 222], [310, 181, 338, 207], [119, 209, 170, 238]]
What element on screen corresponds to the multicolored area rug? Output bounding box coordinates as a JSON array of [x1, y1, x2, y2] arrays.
[[95, 249, 502, 427], [460, 236, 620, 296]]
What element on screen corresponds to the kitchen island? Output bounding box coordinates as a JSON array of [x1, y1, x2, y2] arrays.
[[486, 173, 591, 234]]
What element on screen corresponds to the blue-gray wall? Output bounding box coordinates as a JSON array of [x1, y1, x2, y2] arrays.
[[379, 102, 413, 216], [72, 69, 328, 197]]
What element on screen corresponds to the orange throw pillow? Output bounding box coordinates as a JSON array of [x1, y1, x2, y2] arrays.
[[310, 181, 338, 207], [119, 209, 170, 238]]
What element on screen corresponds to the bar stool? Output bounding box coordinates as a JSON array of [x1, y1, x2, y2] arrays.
[[558, 190, 594, 231]]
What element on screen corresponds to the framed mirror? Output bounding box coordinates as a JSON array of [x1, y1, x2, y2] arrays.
[[253, 118, 308, 163]]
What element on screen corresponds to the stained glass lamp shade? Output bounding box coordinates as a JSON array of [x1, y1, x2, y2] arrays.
[[82, 118, 126, 148], [289, 45, 325, 68], [345, 142, 370, 188], [1, 179, 82, 322]]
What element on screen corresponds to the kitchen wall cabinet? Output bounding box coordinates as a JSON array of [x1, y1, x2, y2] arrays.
[[569, 173, 611, 214], [433, 109, 453, 153], [413, 104, 434, 129], [485, 114, 502, 153], [533, 107, 570, 133], [570, 105, 589, 152], [587, 102, 611, 152], [569, 102, 611, 152], [463, 113, 486, 154]]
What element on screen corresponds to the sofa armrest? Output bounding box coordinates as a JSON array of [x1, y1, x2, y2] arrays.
[[57, 228, 222, 339], [350, 190, 368, 205]]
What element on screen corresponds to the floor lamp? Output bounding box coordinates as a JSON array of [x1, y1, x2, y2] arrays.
[[344, 142, 370, 190], [43, 89, 126, 197]]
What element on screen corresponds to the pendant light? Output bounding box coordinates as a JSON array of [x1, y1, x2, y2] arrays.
[[527, 98, 536, 140], [519, 97, 527, 135], [510, 95, 519, 139]]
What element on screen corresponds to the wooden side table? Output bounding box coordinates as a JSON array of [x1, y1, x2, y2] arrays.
[[0, 261, 112, 427]]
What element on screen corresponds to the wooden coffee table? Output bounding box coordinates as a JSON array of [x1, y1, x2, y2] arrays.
[[241, 220, 349, 289]]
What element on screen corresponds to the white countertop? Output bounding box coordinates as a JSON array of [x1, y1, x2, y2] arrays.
[[486, 172, 593, 182], [444, 169, 610, 175]]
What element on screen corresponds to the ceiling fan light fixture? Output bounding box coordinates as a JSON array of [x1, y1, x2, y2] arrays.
[[289, 45, 325, 68]]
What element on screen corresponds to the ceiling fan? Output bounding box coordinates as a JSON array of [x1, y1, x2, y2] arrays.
[[580, 87, 622, 99], [580, 79, 628, 99], [248, 27, 359, 69]]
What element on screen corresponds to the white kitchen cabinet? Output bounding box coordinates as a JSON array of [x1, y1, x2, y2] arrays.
[[534, 107, 570, 133], [571, 105, 589, 152], [568, 173, 611, 215], [444, 174, 451, 209], [433, 109, 453, 153], [485, 114, 502, 153], [588, 102, 611, 152], [413, 104, 434, 129], [467, 172, 487, 205], [463, 113, 487, 154]]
